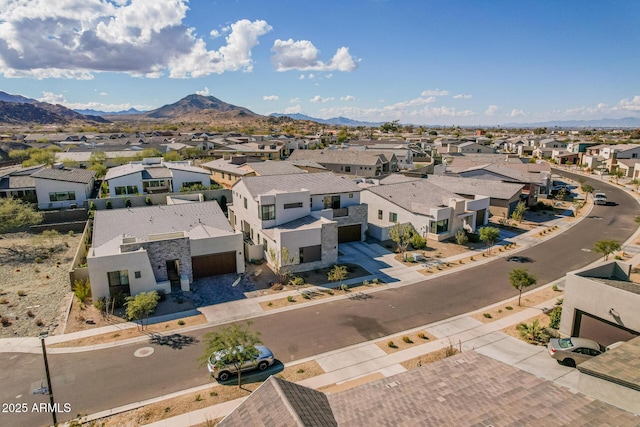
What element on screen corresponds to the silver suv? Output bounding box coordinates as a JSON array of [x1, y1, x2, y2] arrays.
[[207, 345, 275, 381]]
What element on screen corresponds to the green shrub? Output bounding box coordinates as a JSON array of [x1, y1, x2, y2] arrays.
[[195, 394, 202, 402], [93, 297, 106, 311], [68, 230, 75, 236], [505, 306, 513, 310], [302, 293, 310, 299], [105, 200, 113, 209], [17, 290, 26, 297], [552, 283, 559, 292], [549, 306, 562, 329], [267, 302, 273, 307], [290, 276, 305, 286], [362, 280, 370, 286], [89, 201, 97, 211], [388, 341, 398, 348], [418, 332, 428, 340], [483, 313, 492, 319], [372, 278, 379, 284], [145, 196, 153, 206], [35, 257, 42, 264], [466, 232, 480, 243], [411, 233, 427, 250], [340, 284, 349, 291], [455, 229, 469, 245], [297, 368, 305, 374], [209, 391, 217, 397], [402, 336, 413, 344], [125, 198, 132, 208], [287, 296, 295, 303], [73, 279, 91, 303], [177, 320, 185, 326]]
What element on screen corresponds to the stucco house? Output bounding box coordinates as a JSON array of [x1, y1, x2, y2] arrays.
[[31, 166, 96, 209], [87, 201, 244, 299], [288, 149, 398, 178], [104, 158, 211, 196], [228, 172, 367, 273], [361, 180, 490, 242], [0, 164, 42, 201]]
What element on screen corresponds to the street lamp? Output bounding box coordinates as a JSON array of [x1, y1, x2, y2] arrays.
[[39, 333, 57, 426]]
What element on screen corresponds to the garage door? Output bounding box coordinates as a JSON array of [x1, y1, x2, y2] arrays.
[[572, 310, 638, 346], [338, 224, 361, 243], [192, 251, 237, 278]]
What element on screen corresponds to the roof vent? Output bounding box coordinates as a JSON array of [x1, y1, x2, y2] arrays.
[[385, 381, 401, 388]]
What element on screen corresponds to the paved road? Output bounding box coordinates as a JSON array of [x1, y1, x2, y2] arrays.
[[1, 170, 637, 426]]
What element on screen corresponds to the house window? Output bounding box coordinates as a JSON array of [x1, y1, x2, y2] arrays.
[[284, 202, 303, 209], [429, 219, 449, 234], [389, 212, 397, 222], [107, 270, 130, 295], [244, 197, 247, 209], [349, 193, 353, 198], [324, 195, 340, 209], [49, 191, 76, 202], [134, 271, 141, 279], [345, 166, 351, 173], [299, 245, 322, 263], [378, 210, 383, 220], [260, 204, 276, 220]]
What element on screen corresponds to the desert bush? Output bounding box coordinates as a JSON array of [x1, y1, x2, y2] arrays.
[[36, 319, 44, 327], [27, 310, 35, 318], [505, 306, 513, 310], [411, 233, 427, 250], [17, 290, 27, 297], [402, 336, 413, 344], [290, 276, 305, 286], [73, 279, 91, 303], [0, 297, 9, 304], [178, 320, 185, 326], [35, 257, 42, 264], [418, 332, 428, 340], [372, 278, 379, 284], [145, 196, 153, 206], [549, 306, 562, 329], [455, 229, 469, 245], [483, 313, 492, 319], [287, 296, 295, 303], [388, 341, 397, 348], [297, 368, 305, 374], [1, 316, 11, 327], [105, 200, 112, 209]]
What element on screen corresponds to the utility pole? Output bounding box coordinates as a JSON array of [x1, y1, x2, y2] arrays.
[[39, 333, 57, 426]]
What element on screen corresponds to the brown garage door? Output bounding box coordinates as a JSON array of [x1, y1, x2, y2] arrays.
[[338, 224, 361, 243], [572, 310, 638, 346], [192, 251, 237, 278]]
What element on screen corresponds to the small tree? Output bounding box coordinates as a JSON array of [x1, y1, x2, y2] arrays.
[[510, 201, 527, 223], [509, 268, 537, 306], [73, 279, 91, 305], [125, 291, 160, 331], [631, 178, 640, 192], [105, 200, 113, 209], [327, 265, 348, 283], [611, 169, 624, 184], [389, 222, 413, 261], [593, 239, 621, 261], [0, 198, 43, 233], [554, 188, 567, 202], [581, 184, 594, 199], [479, 226, 500, 254], [201, 321, 262, 388], [572, 200, 586, 215]]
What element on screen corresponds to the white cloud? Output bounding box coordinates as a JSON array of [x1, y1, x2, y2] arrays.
[[37, 91, 150, 111], [0, 2, 272, 79], [210, 29, 221, 38], [289, 97, 300, 103], [99, 92, 107, 96], [421, 89, 449, 97], [453, 94, 472, 99], [271, 39, 358, 72], [310, 95, 334, 103], [509, 109, 525, 117], [263, 95, 279, 101], [196, 87, 210, 96], [325, 73, 333, 79], [341, 95, 355, 101], [485, 105, 499, 116], [284, 105, 302, 114], [308, 73, 315, 79], [618, 95, 640, 111]]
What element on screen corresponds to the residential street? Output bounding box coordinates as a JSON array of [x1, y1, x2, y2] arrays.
[[1, 170, 637, 426]]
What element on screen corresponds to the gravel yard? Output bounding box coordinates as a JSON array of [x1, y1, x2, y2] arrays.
[[0, 231, 78, 338]]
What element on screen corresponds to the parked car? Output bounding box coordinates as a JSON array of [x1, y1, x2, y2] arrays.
[[547, 337, 603, 367], [207, 345, 275, 381], [593, 192, 607, 205]]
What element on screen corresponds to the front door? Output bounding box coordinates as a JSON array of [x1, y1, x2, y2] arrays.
[[166, 260, 180, 290]]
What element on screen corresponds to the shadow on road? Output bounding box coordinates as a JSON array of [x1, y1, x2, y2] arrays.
[[149, 333, 199, 349]]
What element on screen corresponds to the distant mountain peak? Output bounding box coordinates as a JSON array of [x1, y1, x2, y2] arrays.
[[143, 93, 260, 120], [270, 112, 383, 127]]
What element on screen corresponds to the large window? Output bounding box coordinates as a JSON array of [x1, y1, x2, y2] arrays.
[[260, 204, 276, 220], [107, 270, 130, 295], [114, 185, 138, 195], [49, 191, 76, 202], [299, 245, 322, 263], [429, 219, 449, 234], [389, 212, 397, 222], [324, 195, 340, 209]]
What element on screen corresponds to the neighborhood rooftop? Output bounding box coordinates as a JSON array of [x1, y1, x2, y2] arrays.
[[240, 172, 361, 197], [366, 180, 460, 214], [31, 167, 96, 183]]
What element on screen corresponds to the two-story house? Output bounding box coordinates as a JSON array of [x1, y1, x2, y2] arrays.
[[228, 172, 367, 273]]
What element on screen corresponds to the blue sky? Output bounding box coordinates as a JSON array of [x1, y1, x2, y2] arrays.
[[1, 0, 639, 126]]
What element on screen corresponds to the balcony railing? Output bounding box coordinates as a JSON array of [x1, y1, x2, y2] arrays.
[[333, 207, 348, 218]]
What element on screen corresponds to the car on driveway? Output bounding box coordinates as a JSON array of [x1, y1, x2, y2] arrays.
[[547, 337, 603, 367], [207, 345, 275, 381]]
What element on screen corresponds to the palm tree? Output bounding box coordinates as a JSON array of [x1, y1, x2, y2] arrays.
[[517, 319, 547, 344]]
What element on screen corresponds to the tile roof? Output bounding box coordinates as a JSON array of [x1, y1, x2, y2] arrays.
[[200, 158, 254, 176], [219, 376, 337, 427], [92, 201, 233, 254], [288, 149, 385, 166], [426, 175, 524, 200], [365, 180, 459, 215], [240, 172, 361, 197], [578, 336, 640, 392], [285, 159, 327, 170], [163, 162, 210, 175], [245, 160, 306, 176], [31, 167, 95, 184], [104, 163, 144, 180]]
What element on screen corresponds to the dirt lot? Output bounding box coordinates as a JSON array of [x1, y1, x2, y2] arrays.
[[0, 231, 79, 338]]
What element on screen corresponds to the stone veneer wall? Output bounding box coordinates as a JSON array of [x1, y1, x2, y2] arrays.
[[288, 222, 338, 274], [121, 237, 193, 282]]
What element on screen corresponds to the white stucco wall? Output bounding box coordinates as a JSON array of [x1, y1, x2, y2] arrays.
[[87, 248, 158, 299], [35, 178, 93, 209], [170, 169, 210, 191], [107, 173, 143, 197]]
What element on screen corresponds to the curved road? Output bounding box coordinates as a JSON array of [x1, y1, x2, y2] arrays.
[[2, 170, 637, 425]]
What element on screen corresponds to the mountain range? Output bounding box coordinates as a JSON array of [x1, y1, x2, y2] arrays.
[[0, 90, 638, 128]]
